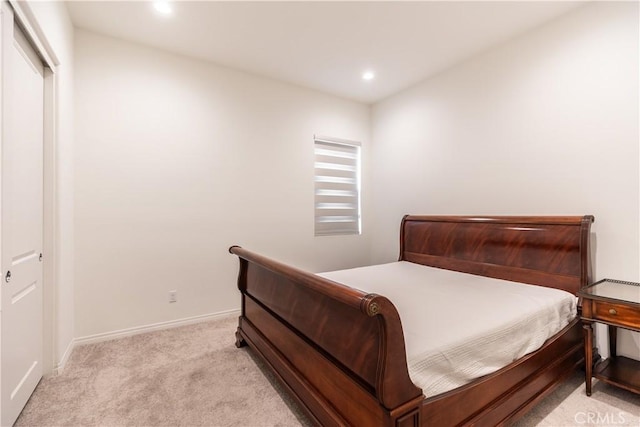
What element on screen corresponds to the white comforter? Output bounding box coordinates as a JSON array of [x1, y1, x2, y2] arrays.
[[319, 261, 576, 397]]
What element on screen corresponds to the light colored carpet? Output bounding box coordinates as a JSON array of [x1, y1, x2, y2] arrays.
[[16, 315, 639, 426]]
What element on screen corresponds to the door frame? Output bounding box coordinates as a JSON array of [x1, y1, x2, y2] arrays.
[[1, 0, 60, 377]]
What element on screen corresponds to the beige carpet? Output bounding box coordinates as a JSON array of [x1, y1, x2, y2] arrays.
[[16, 315, 639, 426]]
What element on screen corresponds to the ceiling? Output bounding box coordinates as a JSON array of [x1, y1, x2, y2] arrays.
[[66, 1, 586, 104]]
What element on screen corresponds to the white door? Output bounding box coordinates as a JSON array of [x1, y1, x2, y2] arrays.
[[1, 5, 45, 426]]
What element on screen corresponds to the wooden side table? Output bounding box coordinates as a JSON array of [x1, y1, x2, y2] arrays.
[[578, 279, 640, 396]]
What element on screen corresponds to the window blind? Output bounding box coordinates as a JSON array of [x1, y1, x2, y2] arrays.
[[314, 137, 361, 236]]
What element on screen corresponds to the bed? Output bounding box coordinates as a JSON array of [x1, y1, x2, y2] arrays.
[[229, 215, 594, 426]]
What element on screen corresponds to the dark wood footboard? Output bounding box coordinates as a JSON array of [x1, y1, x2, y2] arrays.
[[229, 215, 594, 426], [229, 246, 423, 426]]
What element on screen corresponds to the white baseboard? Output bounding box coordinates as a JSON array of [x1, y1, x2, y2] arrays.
[[54, 339, 76, 375], [65, 309, 240, 363]]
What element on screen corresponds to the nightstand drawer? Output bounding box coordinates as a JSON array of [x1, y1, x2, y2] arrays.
[[593, 301, 640, 330]]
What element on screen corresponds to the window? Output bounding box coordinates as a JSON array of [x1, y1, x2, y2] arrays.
[[314, 136, 361, 236]]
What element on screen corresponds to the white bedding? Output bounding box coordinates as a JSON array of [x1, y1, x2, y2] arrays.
[[318, 261, 577, 397]]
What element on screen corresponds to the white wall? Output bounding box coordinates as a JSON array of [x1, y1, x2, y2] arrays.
[[27, 1, 75, 371], [371, 2, 639, 358], [74, 30, 371, 338]]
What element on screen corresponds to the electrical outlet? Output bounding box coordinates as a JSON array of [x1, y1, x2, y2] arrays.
[[169, 290, 177, 303]]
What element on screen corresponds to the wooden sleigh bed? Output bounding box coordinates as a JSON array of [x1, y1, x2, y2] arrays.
[[229, 215, 594, 426]]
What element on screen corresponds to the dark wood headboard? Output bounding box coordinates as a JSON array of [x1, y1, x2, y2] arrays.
[[399, 215, 594, 295]]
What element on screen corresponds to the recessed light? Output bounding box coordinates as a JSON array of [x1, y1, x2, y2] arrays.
[[362, 71, 375, 81], [153, 1, 172, 15]]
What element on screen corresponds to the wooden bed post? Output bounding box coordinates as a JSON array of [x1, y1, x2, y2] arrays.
[[580, 215, 595, 288], [230, 245, 248, 348]]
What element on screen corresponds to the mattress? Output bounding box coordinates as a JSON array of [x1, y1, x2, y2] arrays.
[[319, 261, 577, 397]]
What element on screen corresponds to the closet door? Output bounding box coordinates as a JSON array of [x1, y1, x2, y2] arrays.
[[1, 4, 45, 425]]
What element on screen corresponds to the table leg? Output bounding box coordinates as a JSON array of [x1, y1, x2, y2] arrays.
[[608, 325, 617, 359], [583, 321, 593, 396]]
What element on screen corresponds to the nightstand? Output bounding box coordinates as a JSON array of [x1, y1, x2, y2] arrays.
[[578, 279, 640, 396]]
